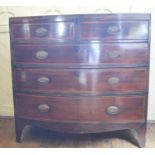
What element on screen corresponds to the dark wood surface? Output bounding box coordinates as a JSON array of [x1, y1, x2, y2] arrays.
[[11, 21, 148, 41], [9, 14, 150, 23], [14, 68, 148, 93], [9, 14, 150, 44], [11, 22, 76, 41], [80, 21, 149, 40], [9, 13, 151, 147], [12, 43, 148, 65], [14, 94, 146, 123]]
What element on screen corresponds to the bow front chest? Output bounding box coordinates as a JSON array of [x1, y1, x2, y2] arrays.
[[9, 14, 150, 147]]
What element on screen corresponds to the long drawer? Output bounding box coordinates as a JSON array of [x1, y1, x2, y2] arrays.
[[15, 93, 146, 123], [14, 68, 148, 94], [12, 43, 148, 66]]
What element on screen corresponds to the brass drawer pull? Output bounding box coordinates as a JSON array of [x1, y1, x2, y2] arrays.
[[35, 27, 48, 37], [106, 106, 120, 115], [107, 25, 120, 35], [37, 104, 50, 113], [35, 50, 48, 60], [37, 76, 50, 85], [108, 51, 120, 59], [108, 77, 120, 85]]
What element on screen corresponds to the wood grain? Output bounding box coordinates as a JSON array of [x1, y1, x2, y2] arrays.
[[14, 68, 148, 94], [80, 21, 149, 41], [14, 94, 146, 123], [11, 22, 76, 42], [9, 14, 150, 147], [12, 43, 148, 65]]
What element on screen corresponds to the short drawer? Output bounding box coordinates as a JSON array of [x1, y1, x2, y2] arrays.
[[10, 22, 75, 42], [14, 68, 148, 94], [14, 94, 78, 121], [15, 94, 146, 123], [80, 21, 149, 41], [78, 95, 146, 122], [12, 43, 148, 66]]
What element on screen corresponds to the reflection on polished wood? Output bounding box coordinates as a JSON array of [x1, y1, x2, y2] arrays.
[[14, 94, 146, 123], [9, 14, 150, 147], [14, 68, 147, 93], [13, 43, 148, 65]]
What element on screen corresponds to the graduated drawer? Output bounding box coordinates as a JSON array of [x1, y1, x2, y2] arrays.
[[12, 43, 148, 66], [10, 22, 75, 42], [15, 94, 146, 123], [80, 20, 149, 41], [14, 68, 148, 94]]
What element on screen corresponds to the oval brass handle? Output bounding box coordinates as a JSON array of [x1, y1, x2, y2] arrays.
[[37, 76, 50, 85], [35, 27, 48, 37], [35, 50, 49, 60], [106, 105, 120, 115], [107, 25, 120, 35], [37, 104, 50, 113], [108, 51, 120, 59], [108, 77, 120, 85]]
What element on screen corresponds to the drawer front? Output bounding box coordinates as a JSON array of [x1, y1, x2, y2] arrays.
[[15, 94, 146, 123], [78, 95, 146, 122], [80, 21, 148, 41], [14, 68, 147, 93], [11, 22, 75, 42], [13, 43, 148, 66], [15, 94, 78, 121]]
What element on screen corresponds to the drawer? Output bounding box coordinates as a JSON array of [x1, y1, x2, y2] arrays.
[[14, 68, 148, 94], [10, 22, 75, 42], [78, 95, 146, 122], [15, 94, 146, 123], [80, 21, 149, 41], [12, 43, 148, 66], [15, 94, 78, 121]]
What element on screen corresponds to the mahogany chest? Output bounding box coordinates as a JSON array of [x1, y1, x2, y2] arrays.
[[9, 14, 151, 147]]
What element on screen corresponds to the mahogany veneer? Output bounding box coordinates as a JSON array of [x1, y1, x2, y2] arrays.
[[12, 43, 148, 65], [9, 14, 151, 147], [14, 68, 147, 93]]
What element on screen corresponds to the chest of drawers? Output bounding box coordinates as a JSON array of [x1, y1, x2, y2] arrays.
[[9, 14, 150, 147]]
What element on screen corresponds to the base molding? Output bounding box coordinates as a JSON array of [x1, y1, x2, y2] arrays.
[[0, 116, 151, 147], [13, 117, 146, 147]]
